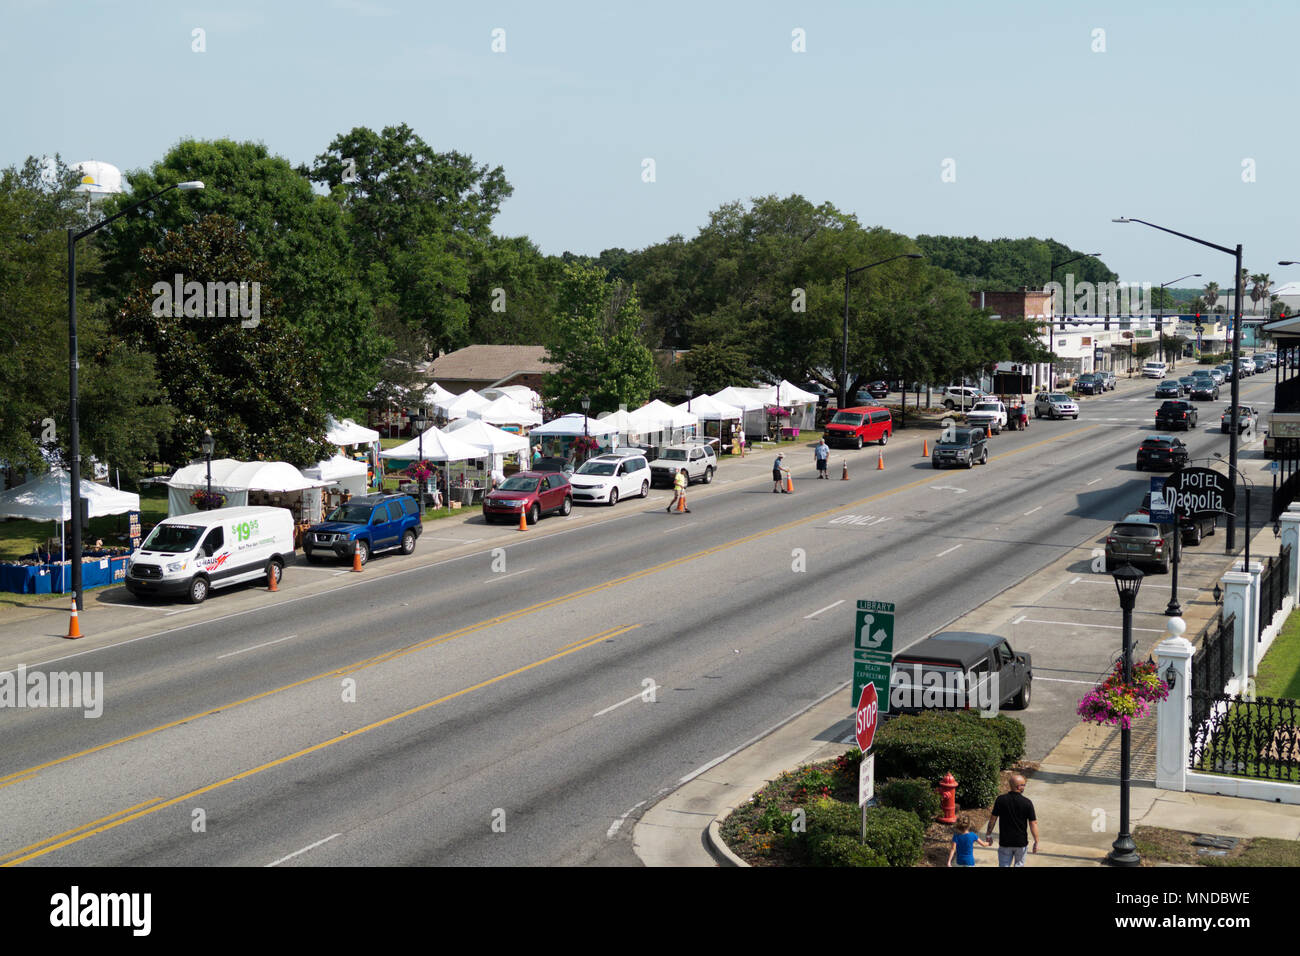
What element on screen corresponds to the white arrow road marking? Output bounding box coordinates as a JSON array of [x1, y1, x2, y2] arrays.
[[594, 689, 648, 718]]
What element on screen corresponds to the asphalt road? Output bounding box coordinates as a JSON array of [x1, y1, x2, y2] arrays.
[[0, 373, 1278, 866]]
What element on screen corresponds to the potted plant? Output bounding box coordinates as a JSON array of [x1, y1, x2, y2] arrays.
[[1076, 659, 1170, 729]]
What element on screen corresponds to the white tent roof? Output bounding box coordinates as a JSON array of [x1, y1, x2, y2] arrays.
[[776, 380, 820, 404], [471, 395, 542, 427], [436, 388, 491, 419], [422, 381, 456, 405], [596, 408, 638, 432], [303, 454, 368, 482], [480, 384, 541, 409], [676, 395, 742, 421], [378, 426, 484, 462], [0, 468, 139, 522], [530, 413, 623, 437], [167, 458, 329, 492], [712, 387, 768, 412], [628, 399, 697, 431], [443, 418, 530, 455], [325, 415, 380, 446]]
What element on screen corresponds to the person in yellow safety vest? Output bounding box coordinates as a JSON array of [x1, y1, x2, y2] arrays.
[[667, 467, 691, 513]]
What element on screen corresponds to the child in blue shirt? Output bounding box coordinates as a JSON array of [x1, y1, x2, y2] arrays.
[[947, 819, 991, 867]]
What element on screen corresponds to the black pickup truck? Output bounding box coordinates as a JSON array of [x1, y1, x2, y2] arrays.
[[1155, 400, 1197, 431]]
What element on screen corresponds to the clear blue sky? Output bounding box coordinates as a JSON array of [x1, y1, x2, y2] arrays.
[[5, 0, 1299, 291]]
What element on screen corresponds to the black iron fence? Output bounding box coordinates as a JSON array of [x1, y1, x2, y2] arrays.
[[1259, 545, 1292, 636], [1189, 612, 1235, 728], [1189, 693, 1300, 781]]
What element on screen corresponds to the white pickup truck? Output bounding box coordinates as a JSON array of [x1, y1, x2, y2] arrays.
[[965, 400, 1008, 435]]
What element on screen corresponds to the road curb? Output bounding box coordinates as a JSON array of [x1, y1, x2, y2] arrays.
[[705, 818, 748, 867]]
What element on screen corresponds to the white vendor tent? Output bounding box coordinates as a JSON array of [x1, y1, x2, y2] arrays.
[[629, 399, 698, 432], [531, 413, 623, 437], [303, 455, 369, 500], [0, 468, 138, 522], [677, 395, 742, 421], [444, 418, 530, 456], [378, 425, 484, 463], [471, 395, 542, 428], [435, 388, 491, 420], [165, 459, 329, 518], [480, 384, 542, 411], [422, 382, 456, 406], [325, 415, 380, 447]]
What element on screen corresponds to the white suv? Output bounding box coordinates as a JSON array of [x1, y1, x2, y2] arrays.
[[942, 386, 988, 410], [1142, 361, 1168, 379], [568, 454, 651, 506]]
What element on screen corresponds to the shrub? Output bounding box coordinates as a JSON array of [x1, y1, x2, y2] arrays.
[[875, 712, 1001, 807], [954, 711, 1026, 768], [812, 834, 889, 867], [803, 796, 860, 841], [878, 778, 941, 825], [861, 806, 924, 866]]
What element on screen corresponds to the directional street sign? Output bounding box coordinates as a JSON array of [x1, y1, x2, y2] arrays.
[[852, 599, 894, 712]]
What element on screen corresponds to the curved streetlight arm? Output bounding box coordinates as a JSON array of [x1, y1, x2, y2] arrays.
[[846, 252, 924, 279], [1113, 217, 1235, 256], [73, 181, 204, 242]]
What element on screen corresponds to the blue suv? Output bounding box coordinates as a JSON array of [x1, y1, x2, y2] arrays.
[[303, 494, 422, 565]]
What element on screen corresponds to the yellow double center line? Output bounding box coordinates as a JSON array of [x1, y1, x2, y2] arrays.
[[2, 424, 1094, 863]]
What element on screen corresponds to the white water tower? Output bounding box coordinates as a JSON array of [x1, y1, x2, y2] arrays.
[[71, 159, 123, 208]]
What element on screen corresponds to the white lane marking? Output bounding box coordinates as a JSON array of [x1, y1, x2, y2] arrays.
[[1011, 614, 1026, 625], [483, 568, 533, 584], [606, 800, 647, 838], [425, 536, 485, 543], [936, 544, 962, 557], [594, 690, 647, 718], [1020, 618, 1165, 633], [932, 486, 968, 494], [662, 525, 687, 533], [1087, 478, 1102, 485], [95, 601, 174, 612], [1036, 677, 1102, 685], [163, 609, 193, 616], [265, 833, 341, 867], [804, 599, 845, 620], [292, 564, 346, 572], [679, 682, 850, 785], [217, 634, 299, 660], [1069, 576, 1081, 585], [1024, 506, 1042, 516]]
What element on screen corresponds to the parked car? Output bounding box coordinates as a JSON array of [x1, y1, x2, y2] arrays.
[[1076, 372, 1104, 395], [890, 632, 1031, 714], [931, 426, 989, 469], [303, 494, 423, 566], [1135, 434, 1190, 471], [568, 453, 651, 506], [1137, 493, 1216, 546], [482, 471, 572, 525], [1155, 400, 1197, 431], [861, 381, 890, 400], [1100, 370, 1117, 390], [127, 506, 295, 604], [965, 400, 1008, 435], [824, 405, 893, 448], [1187, 376, 1220, 401], [1154, 380, 1183, 399], [651, 443, 716, 486], [1142, 361, 1168, 379], [1220, 404, 1259, 434], [532, 456, 574, 476], [941, 386, 988, 410], [1105, 514, 1172, 573], [1034, 392, 1079, 420]]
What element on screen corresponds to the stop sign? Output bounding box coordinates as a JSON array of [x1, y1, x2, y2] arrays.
[[855, 682, 879, 752]]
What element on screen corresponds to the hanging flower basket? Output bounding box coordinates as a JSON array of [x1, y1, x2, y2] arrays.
[[572, 435, 600, 456], [405, 460, 435, 485], [1077, 659, 1170, 729], [189, 490, 226, 511]]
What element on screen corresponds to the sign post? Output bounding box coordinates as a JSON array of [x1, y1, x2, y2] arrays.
[[855, 679, 880, 841]]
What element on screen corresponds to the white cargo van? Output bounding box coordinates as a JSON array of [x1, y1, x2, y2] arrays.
[[125, 506, 295, 604], [1142, 361, 1168, 379]]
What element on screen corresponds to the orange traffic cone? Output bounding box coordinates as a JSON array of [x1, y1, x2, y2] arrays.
[[785, 474, 794, 493], [922, 439, 928, 457], [352, 547, 364, 572], [65, 597, 82, 640], [841, 460, 849, 480], [268, 565, 279, 592], [677, 493, 687, 512], [877, 451, 885, 470], [519, 509, 528, 531]]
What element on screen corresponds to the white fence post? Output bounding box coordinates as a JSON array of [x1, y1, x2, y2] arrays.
[[1155, 632, 1194, 792], [1221, 570, 1253, 695], [1280, 511, 1300, 599], [1238, 560, 1263, 679]]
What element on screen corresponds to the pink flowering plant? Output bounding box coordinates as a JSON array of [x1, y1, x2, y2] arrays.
[[1077, 660, 1170, 729], [404, 460, 434, 485]]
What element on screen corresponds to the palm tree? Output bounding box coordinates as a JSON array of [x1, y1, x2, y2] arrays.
[[1249, 273, 1271, 315], [1203, 281, 1219, 313]]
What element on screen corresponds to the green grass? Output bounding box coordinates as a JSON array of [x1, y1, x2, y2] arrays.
[[1135, 827, 1300, 867], [1256, 609, 1300, 700], [0, 486, 169, 562]]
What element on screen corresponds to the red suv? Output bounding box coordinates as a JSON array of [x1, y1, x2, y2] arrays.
[[824, 406, 893, 449], [483, 471, 572, 525]]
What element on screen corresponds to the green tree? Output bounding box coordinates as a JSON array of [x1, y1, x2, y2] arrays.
[[542, 263, 658, 414], [98, 139, 386, 413], [113, 215, 328, 466], [680, 342, 754, 395]]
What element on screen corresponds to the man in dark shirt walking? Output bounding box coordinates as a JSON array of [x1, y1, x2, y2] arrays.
[[985, 774, 1039, 866]]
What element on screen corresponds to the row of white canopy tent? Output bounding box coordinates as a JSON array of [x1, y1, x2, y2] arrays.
[[429, 387, 542, 427], [0, 467, 141, 569]]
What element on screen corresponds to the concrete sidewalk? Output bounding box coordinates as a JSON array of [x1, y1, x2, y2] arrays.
[[634, 507, 1300, 867]]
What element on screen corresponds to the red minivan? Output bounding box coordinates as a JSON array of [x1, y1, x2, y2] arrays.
[[824, 406, 893, 449]]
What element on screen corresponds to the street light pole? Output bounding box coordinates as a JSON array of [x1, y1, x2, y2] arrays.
[[201, 429, 215, 506], [1107, 562, 1144, 867], [841, 254, 925, 409], [67, 180, 204, 610], [1156, 273, 1201, 367], [580, 394, 591, 463], [1113, 218, 1243, 550]]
